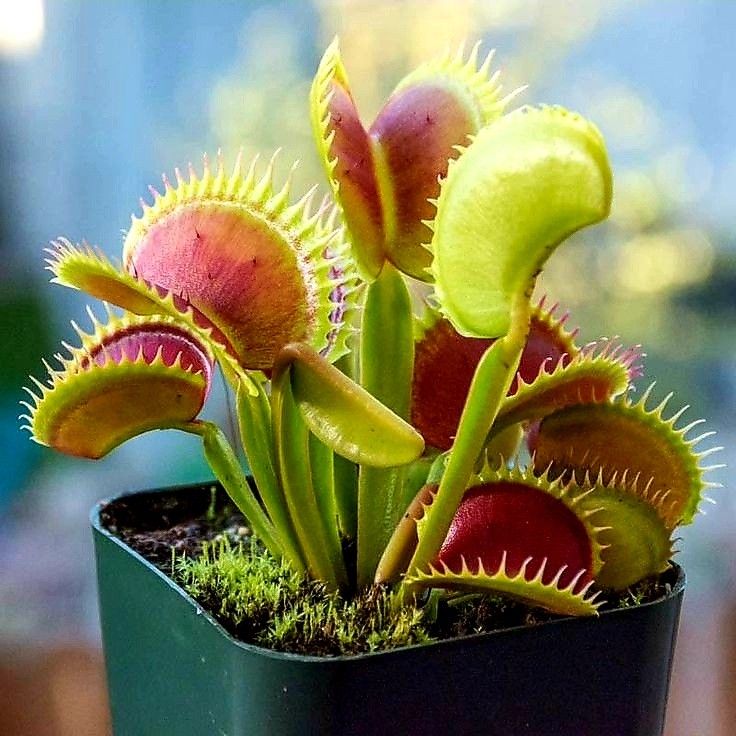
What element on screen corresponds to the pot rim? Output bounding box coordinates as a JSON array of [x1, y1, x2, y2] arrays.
[[91, 481, 686, 664]]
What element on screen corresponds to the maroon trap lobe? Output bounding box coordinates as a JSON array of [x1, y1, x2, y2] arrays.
[[412, 309, 579, 450], [370, 84, 478, 278], [437, 481, 594, 593]]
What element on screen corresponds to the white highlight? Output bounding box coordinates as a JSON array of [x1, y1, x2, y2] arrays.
[[0, 0, 44, 57]]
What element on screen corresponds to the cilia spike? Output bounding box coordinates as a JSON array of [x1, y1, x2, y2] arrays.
[[25, 311, 213, 459]]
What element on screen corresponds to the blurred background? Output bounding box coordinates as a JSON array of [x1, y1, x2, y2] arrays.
[[0, 1, 733, 733]]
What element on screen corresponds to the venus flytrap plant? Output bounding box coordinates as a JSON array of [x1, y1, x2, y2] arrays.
[[23, 40, 722, 624]]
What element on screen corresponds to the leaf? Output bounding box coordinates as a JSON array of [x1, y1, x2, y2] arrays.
[[122, 151, 357, 370], [368, 41, 514, 280], [23, 311, 212, 459], [406, 557, 601, 617], [332, 452, 358, 538], [411, 307, 493, 451], [435, 470, 604, 585], [578, 482, 673, 590], [275, 343, 424, 468], [271, 366, 347, 588], [330, 354, 359, 540], [357, 264, 415, 586], [309, 432, 340, 547], [189, 420, 284, 563], [511, 296, 582, 391], [483, 423, 524, 469], [236, 379, 305, 569], [405, 465, 606, 616], [375, 484, 437, 585], [531, 385, 722, 527], [402, 328, 528, 594], [310, 38, 385, 279], [430, 105, 613, 338], [310, 39, 517, 281], [45, 239, 258, 395], [48, 239, 182, 316], [495, 339, 636, 431]]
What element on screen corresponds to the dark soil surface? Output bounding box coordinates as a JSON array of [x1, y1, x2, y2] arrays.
[[99, 482, 247, 572], [99, 482, 679, 650]]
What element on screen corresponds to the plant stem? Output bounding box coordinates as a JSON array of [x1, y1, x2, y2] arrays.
[[308, 432, 342, 559], [272, 367, 348, 589], [333, 455, 358, 539], [398, 298, 531, 599], [236, 379, 306, 571], [332, 354, 358, 539], [175, 420, 284, 562], [357, 263, 414, 588]]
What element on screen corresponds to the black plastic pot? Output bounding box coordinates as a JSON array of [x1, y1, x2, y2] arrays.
[[92, 483, 685, 736]]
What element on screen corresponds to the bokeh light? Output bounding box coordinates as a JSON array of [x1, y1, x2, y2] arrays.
[[0, 0, 44, 57]]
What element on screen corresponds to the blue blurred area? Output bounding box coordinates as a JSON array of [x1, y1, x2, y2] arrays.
[[0, 399, 43, 511], [550, 1, 736, 228]]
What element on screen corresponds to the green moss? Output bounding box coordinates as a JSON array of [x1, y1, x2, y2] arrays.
[[176, 538, 676, 656], [176, 539, 431, 656]]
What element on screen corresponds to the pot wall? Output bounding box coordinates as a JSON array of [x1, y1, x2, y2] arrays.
[[92, 484, 684, 736]]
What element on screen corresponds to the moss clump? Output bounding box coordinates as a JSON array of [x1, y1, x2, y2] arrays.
[[176, 537, 677, 656], [176, 539, 431, 656]]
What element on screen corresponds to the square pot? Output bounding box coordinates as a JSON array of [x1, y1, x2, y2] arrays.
[[92, 483, 684, 736]]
